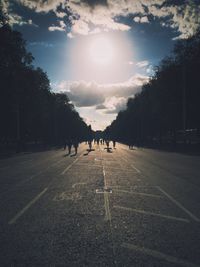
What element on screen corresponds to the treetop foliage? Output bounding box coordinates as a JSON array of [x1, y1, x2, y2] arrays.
[[105, 28, 200, 146]]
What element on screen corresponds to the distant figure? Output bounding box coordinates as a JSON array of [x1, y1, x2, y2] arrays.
[[88, 140, 92, 150], [63, 140, 67, 150], [67, 139, 72, 155], [113, 140, 116, 149], [105, 140, 109, 149], [97, 139, 100, 145], [73, 139, 79, 155], [129, 139, 134, 149], [100, 139, 103, 145]]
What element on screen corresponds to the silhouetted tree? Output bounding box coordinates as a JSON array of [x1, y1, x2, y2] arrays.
[[0, 21, 89, 150], [105, 28, 200, 147]]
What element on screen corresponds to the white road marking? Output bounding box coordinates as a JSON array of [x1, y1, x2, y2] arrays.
[[76, 163, 102, 168], [72, 182, 86, 188], [131, 164, 141, 173], [117, 155, 141, 173], [122, 243, 199, 267], [22, 157, 66, 184], [114, 205, 190, 223], [8, 187, 48, 225], [114, 189, 163, 199], [61, 154, 82, 175], [102, 164, 111, 221], [157, 186, 200, 222]]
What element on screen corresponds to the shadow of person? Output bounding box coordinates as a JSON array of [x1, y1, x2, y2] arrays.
[[64, 152, 70, 157], [106, 147, 112, 153], [83, 148, 95, 156]]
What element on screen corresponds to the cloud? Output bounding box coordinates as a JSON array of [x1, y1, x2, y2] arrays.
[[136, 60, 149, 68], [56, 74, 149, 115], [96, 104, 107, 110], [133, 16, 149, 23], [149, 1, 200, 39], [16, 0, 65, 13], [1, 0, 38, 27], [59, 80, 105, 107], [10, 0, 199, 39], [104, 97, 127, 114], [48, 20, 66, 31]]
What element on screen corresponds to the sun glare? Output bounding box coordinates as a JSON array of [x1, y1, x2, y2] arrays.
[[70, 33, 133, 83], [89, 37, 114, 65]]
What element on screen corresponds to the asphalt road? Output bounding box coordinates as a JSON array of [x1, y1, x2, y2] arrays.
[[0, 143, 200, 266]]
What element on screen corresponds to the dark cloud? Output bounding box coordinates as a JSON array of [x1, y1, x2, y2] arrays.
[[96, 104, 107, 109]]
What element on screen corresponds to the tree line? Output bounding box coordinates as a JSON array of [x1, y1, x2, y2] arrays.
[[0, 18, 90, 149], [105, 29, 200, 147]]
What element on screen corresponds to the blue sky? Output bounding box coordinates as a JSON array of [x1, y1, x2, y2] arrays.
[[3, 0, 200, 130]]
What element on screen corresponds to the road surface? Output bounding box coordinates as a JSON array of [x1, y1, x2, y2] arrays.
[[0, 143, 200, 266]]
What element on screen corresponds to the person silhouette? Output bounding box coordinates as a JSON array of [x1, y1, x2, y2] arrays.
[[106, 140, 109, 149], [113, 140, 116, 149], [67, 139, 72, 155], [88, 139, 92, 150], [73, 139, 79, 155]]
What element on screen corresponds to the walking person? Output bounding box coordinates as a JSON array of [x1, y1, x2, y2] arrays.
[[106, 140, 109, 149], [67, 139, 72, 155], [113, 140, 116, 149], [73, 139, 79, 155], [88, 139, 92, 150]]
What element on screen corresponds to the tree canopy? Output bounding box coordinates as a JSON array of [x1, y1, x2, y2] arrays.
[[0, 21, 89, 147], [105, 29, 200, 146]]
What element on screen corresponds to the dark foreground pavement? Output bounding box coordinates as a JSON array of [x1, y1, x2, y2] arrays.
[[0, 143, 200, 266]]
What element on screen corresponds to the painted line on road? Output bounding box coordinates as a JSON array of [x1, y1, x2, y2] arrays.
[[131, 164, 141, 173], [117, 155, 141, 174], [61, 154, 83, 175], [114, 205, 190, 223], [122, 243, 199, 267], [157, 186, 200, 222], [8, 187, 48, 225], [114, 189, 163, 199], [22, 157, 66, 184], [102, 164, 111, 221], [76, 163, 102, 168], [72, 182, 86, 188]]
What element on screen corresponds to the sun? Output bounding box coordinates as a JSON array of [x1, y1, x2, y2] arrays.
[[89, 37, 114, 65]]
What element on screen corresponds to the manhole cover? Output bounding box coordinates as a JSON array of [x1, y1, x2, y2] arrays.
[[96, 187, 112, 193]]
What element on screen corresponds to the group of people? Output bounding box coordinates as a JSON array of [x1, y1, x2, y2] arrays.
[[64, 138, 117, 156], [64, 139, 79, 155], [86, 139, 116, 150]]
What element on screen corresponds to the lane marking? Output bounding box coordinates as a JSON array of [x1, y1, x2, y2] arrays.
[[102, 164, 111, 221], [76, 163, 102, 168], [116, 154, 141, 174], [122, 243, 199, 267], [8, 187, 48, 225], [114, 189, 163, 199], [72, 182, 86, 188], [131, 164, 141, 173], [21, 157, 66, 184], [157, 186, 200, 222], [114, 205, 190, 223], [61, 158, 79, 175], [61, 153, 84, 175]]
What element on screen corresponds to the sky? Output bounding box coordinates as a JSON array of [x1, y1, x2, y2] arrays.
[[2, 0, 200, 130]]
